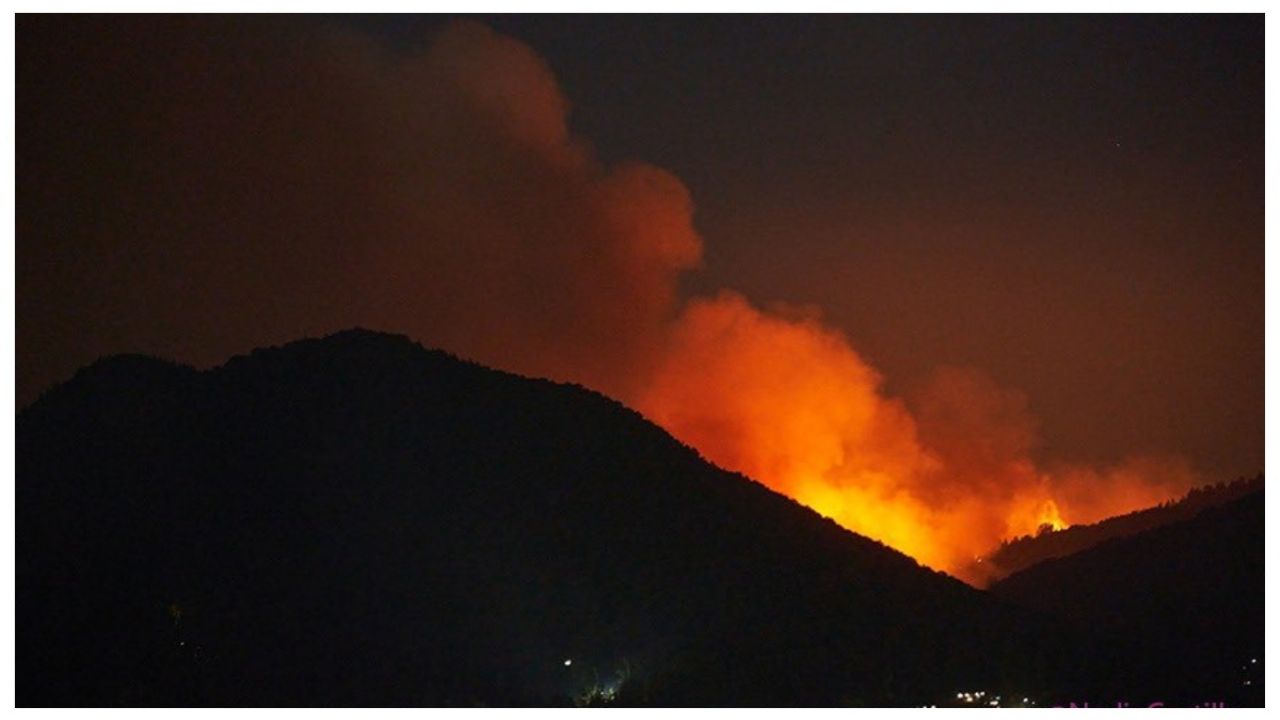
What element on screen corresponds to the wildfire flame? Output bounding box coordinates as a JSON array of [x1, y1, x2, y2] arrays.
[[386, 24, 1205, 586], [1034, 499, 1068, 533], [630, 292, 1196, 585], [42, 20, 1201, 588]]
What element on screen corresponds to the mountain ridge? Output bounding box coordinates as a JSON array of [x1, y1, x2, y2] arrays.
[[990, 490, 1264, 706], [981, 474, 1264, 580], [19, 328, 1061, 706]]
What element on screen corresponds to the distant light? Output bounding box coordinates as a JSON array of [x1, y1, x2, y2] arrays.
[[564, 659, 572, 667], [1252, 658, 1258, 664]]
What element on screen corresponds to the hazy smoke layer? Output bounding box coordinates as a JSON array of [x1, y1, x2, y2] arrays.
[[19, 18, 1200, 582], [21, 18, 698, 402]]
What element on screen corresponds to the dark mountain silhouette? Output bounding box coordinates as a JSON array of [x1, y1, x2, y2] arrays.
[[991, 490, 1264, 707], [982, 475, 1263, 580], [19, 329, 1067, 706]]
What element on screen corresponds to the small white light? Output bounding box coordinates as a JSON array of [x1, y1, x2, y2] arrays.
[[564, 659, 572, 667], [1252, 658, 1258, 664]]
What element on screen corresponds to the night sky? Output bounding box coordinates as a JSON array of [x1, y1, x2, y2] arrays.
[[19, 13, 1262, 509]]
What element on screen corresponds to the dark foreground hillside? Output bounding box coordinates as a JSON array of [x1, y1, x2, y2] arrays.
[[19, 330, 1062, 706], [992, 491, 1265, 707]]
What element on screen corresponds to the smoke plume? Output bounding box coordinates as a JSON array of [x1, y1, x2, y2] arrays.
[[19, 18, 1202, 583]]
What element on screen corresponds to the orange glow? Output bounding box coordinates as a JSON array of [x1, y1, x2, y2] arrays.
[[1035, 499, 1068, 532], [16, 19, 1235, 592], [632, 292, 1196, 585]]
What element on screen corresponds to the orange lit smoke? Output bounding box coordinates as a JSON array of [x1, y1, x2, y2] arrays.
[[32, 20, 1203, 586], [630, 294, 1198, 584], [387, 23, 1203, 585]]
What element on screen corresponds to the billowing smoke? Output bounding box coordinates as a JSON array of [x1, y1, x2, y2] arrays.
[[635, 295, 1197, 581], [20, 18, 1201, 583], [21, 18, 698, 403]]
